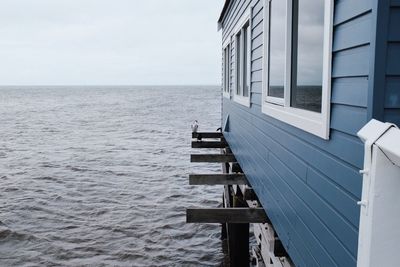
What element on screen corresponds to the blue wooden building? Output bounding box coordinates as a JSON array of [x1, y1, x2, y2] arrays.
[[217, 0, 400, 266]]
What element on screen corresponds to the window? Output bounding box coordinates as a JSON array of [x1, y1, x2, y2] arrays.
[[262, 0, 333, 139], [233, 10, 251, 107], [223, 41, 231, 98]]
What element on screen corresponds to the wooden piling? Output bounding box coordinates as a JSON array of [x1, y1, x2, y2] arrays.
[[228, 191, 250, 267]]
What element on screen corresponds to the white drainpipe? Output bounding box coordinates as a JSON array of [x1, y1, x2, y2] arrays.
[[357, 119, 400, 267]]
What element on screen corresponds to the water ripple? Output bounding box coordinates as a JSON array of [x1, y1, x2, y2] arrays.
[[0, 86, 223, 266]]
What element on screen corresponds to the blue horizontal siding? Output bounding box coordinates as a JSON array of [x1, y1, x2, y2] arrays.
[[251, 81, 262, 94], [251, 91, 262, 105], [252, 45, 263, 61], [251, 57, 263, 72], [333, 12, 372, 52], [331, 77, 369, 107], [252, 5, 263, 28], [334, 0, 373, 25], [332, 45, 370, 77], [224, 102, 358, 266], [218, 0, 375, 265], [227, 102, 362, 200], [252, 33, 263, 50], [331, 105, 368, 135], [251, 69, 262, 82]]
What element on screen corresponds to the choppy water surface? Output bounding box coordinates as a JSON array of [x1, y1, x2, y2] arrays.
[[0, 86, 223, 266]]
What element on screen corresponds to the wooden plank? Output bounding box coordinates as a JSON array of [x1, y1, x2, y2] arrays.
[[190, 154, 236, 163], [192, 132, 223, 139], [186, 208, 269, 223], [191, 141, 228, 148], [224, 185, 232, 208], [230, 192, 250, 267], [189, 174, 248, 185]]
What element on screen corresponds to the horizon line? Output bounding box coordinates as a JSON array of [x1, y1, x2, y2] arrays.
[[0, 84, 221, 87]]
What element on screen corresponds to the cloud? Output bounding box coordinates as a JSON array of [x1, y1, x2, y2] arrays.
[[0, 0, 224, 85]]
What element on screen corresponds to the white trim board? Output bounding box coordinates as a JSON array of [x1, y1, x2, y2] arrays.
[[223, 38, 232, 99]]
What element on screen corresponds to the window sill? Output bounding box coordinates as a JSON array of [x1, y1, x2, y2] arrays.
[[233, 94, 250, 107], [223, 91, 230, 99], [262, 102, 330, 139]]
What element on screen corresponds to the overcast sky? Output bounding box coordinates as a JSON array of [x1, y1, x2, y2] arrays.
[[0, 0, 224, 85]]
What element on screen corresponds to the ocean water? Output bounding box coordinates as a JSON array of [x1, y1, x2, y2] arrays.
[[0, 86, 224, 266]]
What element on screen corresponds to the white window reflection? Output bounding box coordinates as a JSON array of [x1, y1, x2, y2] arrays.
[[236, 31, 242, 96], [291, 0, 324, 112], [268, 0, 286, 99]]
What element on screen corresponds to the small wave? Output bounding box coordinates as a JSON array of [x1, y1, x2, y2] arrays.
[[0, 227, 37, 242], [34, 176, 58, 181], [41, 163, 60, 168], [0, 86, 224, 266], [66, 165, 91, 172], [4, 187, 19, 192], [102, 170, 128, 177]]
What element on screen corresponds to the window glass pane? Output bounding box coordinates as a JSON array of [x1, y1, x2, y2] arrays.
[[236, 33, 241, 95], [268, 0, 286, 99], [227, 45, 230, 92], [243, 25, 249, 97], [224, 48, 226, 92], [291, 0, 324, 112], [224, 46, 230, 93]]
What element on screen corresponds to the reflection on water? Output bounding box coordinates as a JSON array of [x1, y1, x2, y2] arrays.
[[0, 86, 224, 266]]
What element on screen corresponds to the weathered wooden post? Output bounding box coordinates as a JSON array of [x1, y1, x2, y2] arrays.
[[228, 192, 249, 267]]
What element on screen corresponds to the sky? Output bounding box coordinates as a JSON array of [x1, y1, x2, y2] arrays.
[[0, 0, 224, 85]]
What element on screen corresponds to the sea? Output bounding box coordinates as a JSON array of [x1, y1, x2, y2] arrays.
[[0, 86, 224, 267]]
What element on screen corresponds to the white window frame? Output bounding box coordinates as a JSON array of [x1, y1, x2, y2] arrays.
[[223, 38, 231, 99], [262, 0, 334, 139], [233, 9, 252, 107]]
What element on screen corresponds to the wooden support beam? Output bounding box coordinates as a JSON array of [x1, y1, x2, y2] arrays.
[[221, 193, 228, 240], [238, 185, 258, 200], [190, 154, 236, 163], [231, 162, 243, 173], [230, 193, 250, 267], [274, 238, 288, 257], [192, 132, 223, 139], [191, 141, 228, 148], [224, 185, 232, 208], [186, 208, 269, 223], [189, 174, 247, 185]]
